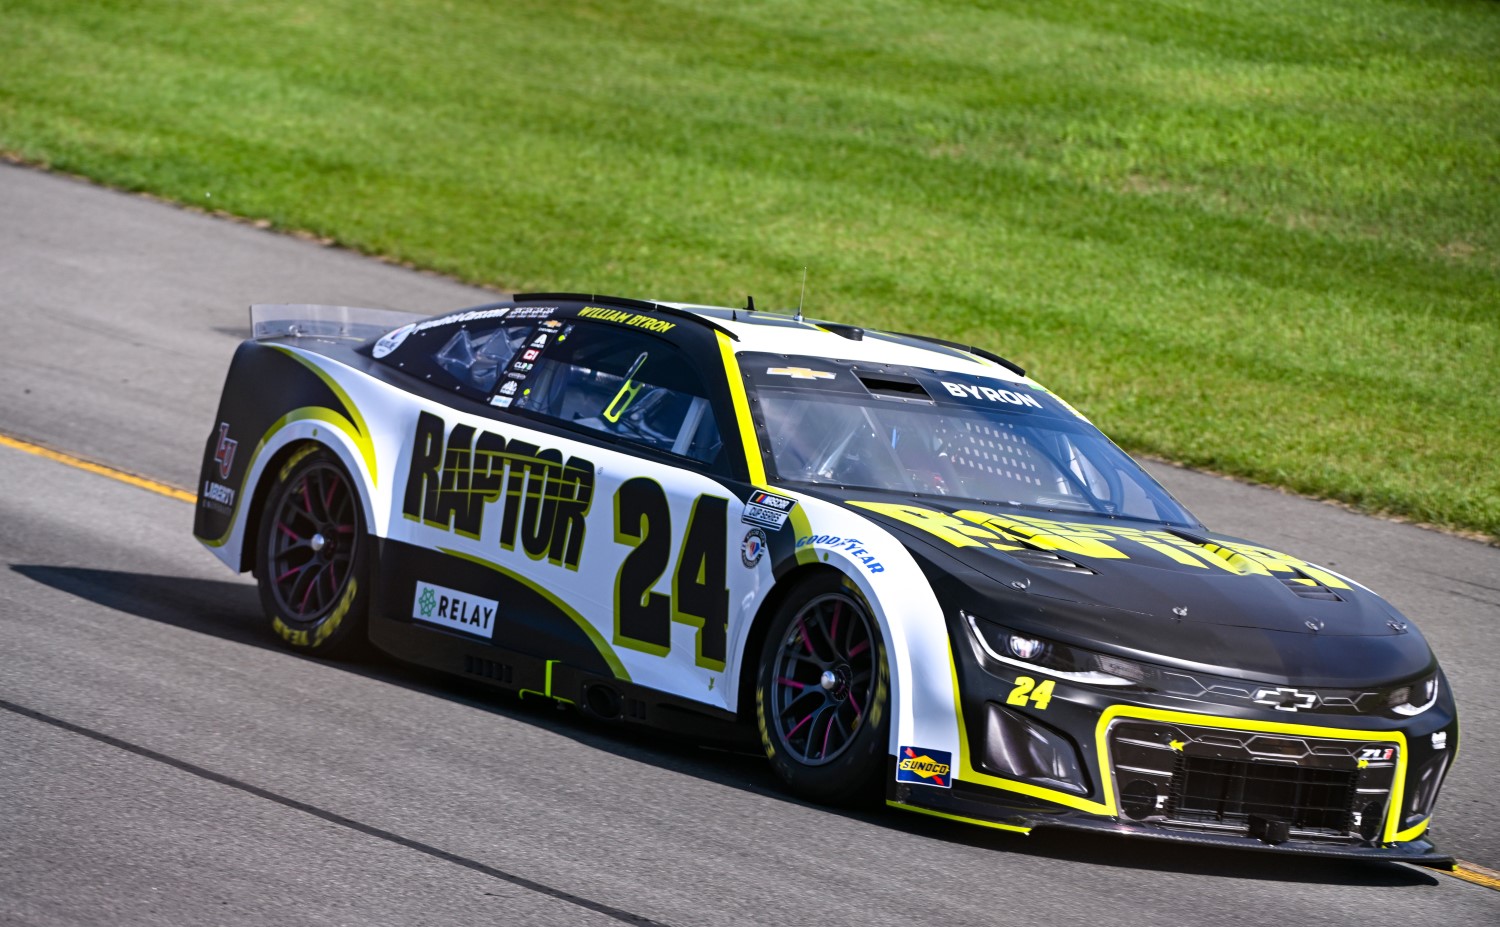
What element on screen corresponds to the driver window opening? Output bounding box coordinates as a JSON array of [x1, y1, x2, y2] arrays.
[[515, 324, 724, 466]]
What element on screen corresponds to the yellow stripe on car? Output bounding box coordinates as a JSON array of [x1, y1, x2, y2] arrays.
[[716, 332, 765, 485]]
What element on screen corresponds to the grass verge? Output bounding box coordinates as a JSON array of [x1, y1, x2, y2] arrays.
[[1, 0, 1495, 537]]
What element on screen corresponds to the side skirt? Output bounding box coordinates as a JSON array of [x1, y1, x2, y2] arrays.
[[367, 615, 751, 745]]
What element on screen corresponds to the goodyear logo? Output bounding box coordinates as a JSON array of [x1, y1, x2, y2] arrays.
[[896, 745, 953, 788]]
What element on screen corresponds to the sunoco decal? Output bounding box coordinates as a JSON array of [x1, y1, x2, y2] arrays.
[[742, 490, 796, 530], [402, 411, 594, 569], [413, 580, 499, 638], [896, 746, 952, 787]]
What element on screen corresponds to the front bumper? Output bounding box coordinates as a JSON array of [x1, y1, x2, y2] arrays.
[[886, 773, 1448, 862], [885, 617, 1458, 862], [885, 700, 1455, 862]]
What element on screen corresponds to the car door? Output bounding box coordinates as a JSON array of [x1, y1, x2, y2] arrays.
[[380, 310, 764, 712], [506, 317, 754, 708]]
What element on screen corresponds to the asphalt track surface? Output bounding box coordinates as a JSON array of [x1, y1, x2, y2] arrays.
[[2, 162, 1497, 925]]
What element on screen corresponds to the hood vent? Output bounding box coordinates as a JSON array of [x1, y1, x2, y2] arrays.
[[1167, 529, 1346, 601], [1281, 576, 1343, 602], [856, 373, 932, 401], [1006, 548, 1096, 574], [1166, 530, 1263, 576]]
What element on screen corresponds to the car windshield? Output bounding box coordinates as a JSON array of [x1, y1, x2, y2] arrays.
[[749, 359, 1198, 526]]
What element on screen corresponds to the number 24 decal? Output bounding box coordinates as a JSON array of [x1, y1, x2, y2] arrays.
[[614, 478, 729, 671], [1007, 676, 1055, 710]]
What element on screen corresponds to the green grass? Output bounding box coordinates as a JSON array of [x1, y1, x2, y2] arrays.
[[2, 0, 1497, 537]]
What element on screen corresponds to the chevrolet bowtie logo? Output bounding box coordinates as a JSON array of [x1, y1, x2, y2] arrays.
[[1252, 687, 1318, 712], [766, 366, 836, 380]]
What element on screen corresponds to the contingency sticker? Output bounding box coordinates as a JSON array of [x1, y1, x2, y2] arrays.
[[741, 528, 767, 568], [896, 746, 953, 787], [413, 580, 499, 639], [742, 490, 797, 530]]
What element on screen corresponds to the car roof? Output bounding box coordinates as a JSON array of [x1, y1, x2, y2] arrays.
[[661, 301, 1031, 385]]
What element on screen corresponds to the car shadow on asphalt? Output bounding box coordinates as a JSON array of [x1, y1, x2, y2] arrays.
[[12, 564, 1447, 890]]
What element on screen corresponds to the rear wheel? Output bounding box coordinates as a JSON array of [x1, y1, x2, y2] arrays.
[[756, 573, 889, 804], [255, 446, 369, 657]]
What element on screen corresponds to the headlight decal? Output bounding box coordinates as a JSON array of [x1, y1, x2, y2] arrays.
[[963, 611, 1139, 686], [942, 638, 1116, 816]]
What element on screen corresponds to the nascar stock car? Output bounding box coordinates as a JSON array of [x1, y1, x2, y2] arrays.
[[194, 293, 1456, 860]]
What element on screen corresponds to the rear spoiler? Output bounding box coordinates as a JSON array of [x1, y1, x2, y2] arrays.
[[249, 304, 428, 343]]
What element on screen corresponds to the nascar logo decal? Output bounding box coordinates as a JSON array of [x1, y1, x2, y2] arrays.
[[742, 489, 796, 530], [897, 746, 952, 787]]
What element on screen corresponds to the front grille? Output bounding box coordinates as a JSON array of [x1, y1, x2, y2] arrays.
[[1171, 756, 1356, 832], [1107, 718, 1399, 843]]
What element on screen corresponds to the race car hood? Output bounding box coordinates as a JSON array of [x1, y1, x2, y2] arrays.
[[827, 493, 1434, 685]]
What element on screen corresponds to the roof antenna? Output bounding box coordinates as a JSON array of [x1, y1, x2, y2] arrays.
[[794, 267, 807, 323], [737, 294, 754, 322]]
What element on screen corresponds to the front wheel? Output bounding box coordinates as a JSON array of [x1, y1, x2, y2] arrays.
[[755, 573, 889, 804], [255, 445, 370, 657]]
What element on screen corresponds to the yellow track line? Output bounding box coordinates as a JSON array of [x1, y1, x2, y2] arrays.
[[1446, 860, 1500, 892], [0, 433, 196, 503]]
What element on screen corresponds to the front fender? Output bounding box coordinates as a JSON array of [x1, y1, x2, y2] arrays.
[[772, 495, 963, 759]]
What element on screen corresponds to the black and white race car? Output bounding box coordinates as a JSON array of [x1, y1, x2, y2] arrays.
[[194, 294, 1457, 860]]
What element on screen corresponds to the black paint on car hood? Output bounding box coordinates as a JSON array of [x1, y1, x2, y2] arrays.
[[817, 490, 1434, 685]]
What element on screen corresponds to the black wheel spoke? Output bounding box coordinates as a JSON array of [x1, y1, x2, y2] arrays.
[[784, 650, 826, 670], [778, 687, 822, 717], [818, 602, 840, 656], [288, 563, 320, 614], [300, 477, 325, 524], [768, 590, 878, 767], [830, 712, 850, 746], [267, 460, 359, 623], [845, 687, 864, 723], [794, 618, 826, 663]]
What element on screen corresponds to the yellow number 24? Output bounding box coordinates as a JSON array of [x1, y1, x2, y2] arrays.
[[1006, 675, 1055, 710]]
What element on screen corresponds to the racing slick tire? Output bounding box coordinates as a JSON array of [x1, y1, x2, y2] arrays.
[[756, 572, 890, 805], [254, 445, 370, 658]]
